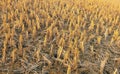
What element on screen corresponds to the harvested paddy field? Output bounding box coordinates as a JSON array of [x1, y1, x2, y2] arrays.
[[0, 0, 120, 74]]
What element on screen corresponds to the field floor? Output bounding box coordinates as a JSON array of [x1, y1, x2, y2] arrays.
[[0, 0, 120, 74]]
